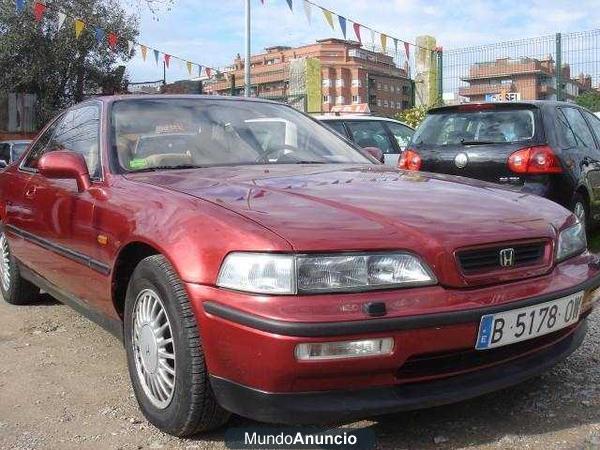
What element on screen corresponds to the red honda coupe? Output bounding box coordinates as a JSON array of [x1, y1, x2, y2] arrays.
[[0, 95, 598, 436]]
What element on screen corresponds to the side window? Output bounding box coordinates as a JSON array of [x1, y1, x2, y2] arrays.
[[582, 110, 600, 149], [323, 121, 348, 138], [559, 107, 596, 149], [22, 116, 63, 169], [345, 121, 395, 154], [48, 105, 101, 178], [385, 122, 414, 151], [0, 144, 10, 163]]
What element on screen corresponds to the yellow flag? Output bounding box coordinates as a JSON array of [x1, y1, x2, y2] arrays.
[[74, 19, 85, 38], [322, 8, 334, 29], [186, 61, 192, 76], [380, 33, 387, 53], [140, 45, 147, 61]]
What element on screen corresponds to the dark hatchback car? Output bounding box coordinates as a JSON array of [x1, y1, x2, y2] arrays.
[[401, 101, 600, 230]]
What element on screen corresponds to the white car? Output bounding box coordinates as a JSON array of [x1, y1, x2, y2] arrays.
[[315, 115, 414, 166]]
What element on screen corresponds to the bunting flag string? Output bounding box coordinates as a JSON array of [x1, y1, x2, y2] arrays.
[[260, 0, 430, 59], [14, 0, 221, 80]]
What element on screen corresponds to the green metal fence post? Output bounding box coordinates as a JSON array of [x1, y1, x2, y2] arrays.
[[436, 49, 443, 106], [555, 33, 562, 102], [230, 74, 236, 96]]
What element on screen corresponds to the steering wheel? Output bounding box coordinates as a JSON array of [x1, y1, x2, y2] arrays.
[[255, 145, 299, 163]]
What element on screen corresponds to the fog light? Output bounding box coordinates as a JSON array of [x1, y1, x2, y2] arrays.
[[295, 338, 394, 361]]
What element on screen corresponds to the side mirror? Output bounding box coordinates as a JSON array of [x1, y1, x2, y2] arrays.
[[361, 146, 384, 164], [37, 150, 91, 192]]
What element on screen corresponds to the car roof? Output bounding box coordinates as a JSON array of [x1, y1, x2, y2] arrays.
[[428, 100, 580, 114], [93, 94, 283, 106], [0, 140, 31, 144], [314, 115, 413, 128]]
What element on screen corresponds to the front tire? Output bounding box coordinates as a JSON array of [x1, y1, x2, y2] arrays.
[[123, 255, 230, 437], [0, 231, 40, 305]]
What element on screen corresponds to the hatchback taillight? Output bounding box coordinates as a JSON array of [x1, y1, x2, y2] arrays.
[[398, 149, 422, 171], [507, 145, 562, 174]]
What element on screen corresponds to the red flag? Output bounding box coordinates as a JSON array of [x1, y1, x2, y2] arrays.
[[404, 42, 410, 60], [164, 54, 171, 68], [353, 22, 361, 44], [33, 2, 47, 22], [107, 32, 118, 50], [205, 67, 212, 78]]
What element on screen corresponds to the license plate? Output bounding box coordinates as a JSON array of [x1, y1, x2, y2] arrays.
[[475, 291, 583, 350]]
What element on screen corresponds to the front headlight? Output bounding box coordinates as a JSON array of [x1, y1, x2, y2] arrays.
[[557, 222, 587, 261], [217, 252, 436, 294]]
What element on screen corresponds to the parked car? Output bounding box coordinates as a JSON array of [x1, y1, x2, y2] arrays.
[[316, 114, 414, 166], [1, 95, 598, 437], [0, 140, 31, 168], [401, 101, 600, 232]]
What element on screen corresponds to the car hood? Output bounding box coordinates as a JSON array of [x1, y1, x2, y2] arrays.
[[126, 164, 573, 287]]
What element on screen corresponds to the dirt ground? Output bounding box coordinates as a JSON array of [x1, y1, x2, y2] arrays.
[[0, 295, 599, 450]]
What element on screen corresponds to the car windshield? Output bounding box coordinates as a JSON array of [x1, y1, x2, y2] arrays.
[[11, 143, 30, 159], [413, 109, 536, 146], [110, 98, 371, 172]]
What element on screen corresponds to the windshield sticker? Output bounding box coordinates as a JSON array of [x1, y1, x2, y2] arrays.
[[129, 158, 148, 170]]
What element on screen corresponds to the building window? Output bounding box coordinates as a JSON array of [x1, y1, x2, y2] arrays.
[[322, 79, 332, 87], [323, 95, 332, 104], [397, 102, 402, 109], [402, 85, 409, 95], [402, 100, 410, 109], [377, 82, 382, 90], [351, 79, 362, 87], [336, 79, 345, 88], [383, 84, 388, 91], [336, 96, 345, 104], [352, 95, 361, 104], [377, 99, 382, 107], [383, 100, 389, 107]]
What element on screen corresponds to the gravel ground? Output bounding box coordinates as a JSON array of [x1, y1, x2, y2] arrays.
[[0, 295, 598, 450]]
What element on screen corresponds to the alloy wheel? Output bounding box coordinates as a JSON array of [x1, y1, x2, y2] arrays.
[[132, 289, 176, 409], [0, 233, 11, 292]]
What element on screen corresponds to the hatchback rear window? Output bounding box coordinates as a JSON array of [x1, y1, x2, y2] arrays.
[[414, 109, 536, 146]]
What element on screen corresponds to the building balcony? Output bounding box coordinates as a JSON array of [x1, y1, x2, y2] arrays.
[[459, 83, 515, 97]]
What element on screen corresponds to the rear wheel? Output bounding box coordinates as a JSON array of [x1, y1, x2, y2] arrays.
[[123, 255, 230, 437], [571, 193, 590, 232], [0, 231, 40, 305]]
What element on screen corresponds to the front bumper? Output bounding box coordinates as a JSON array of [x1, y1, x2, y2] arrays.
[[209, 321, 587, 424], [188, 254, 600, 423]]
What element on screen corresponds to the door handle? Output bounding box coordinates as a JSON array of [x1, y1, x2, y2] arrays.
[[24, 186, 37, 199]]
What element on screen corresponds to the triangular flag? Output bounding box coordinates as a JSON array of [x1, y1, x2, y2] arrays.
[[57, 12, 66, 31], [75, 19, 85, 38], [108, 32, 118, 50], [140, 45, 147, 61], [127, 40, 134, 56], [353, 22, 361, 44], [394, 38, 399, 56], [94, 27, 105, 44], [380, 33, 387, 53], [15, 0, 25, 13], [322, 8, 334, 30], [187, 61, 193, 76], [370, 29, 376, 48], [153, 49, 160, 65], [33, 2, 47, 22], [404, 41, 410, 60], [164, 54, 171, 68], [198, 65, 203, 77], [205, 67, 212, 78], [303, 0, 311, 24], [338, 16, 347, 39], [285, 0, 292, 11]]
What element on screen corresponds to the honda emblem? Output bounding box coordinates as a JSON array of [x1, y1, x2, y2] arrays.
[[499, 248, 515, 267]]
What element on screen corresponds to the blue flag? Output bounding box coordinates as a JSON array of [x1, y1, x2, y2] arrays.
[[338, 16, 347, 39], [15, 0, 25, 13], [94, 27, 105, 44], [285, 0, 292, 11]]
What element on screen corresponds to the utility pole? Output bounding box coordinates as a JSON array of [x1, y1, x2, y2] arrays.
[[244, 0, 251, 97]]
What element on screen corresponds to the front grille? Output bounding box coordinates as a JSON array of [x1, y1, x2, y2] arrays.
[[396, 326, 574, 382], [457, 242, 545, 273]]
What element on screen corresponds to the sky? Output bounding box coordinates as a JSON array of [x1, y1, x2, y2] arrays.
[[124, 0, 600, 84]]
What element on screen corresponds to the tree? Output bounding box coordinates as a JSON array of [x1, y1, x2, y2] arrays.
[[395, 106, 428, 129], [0, 0, 138, 125], [576, 90, 600, 112]]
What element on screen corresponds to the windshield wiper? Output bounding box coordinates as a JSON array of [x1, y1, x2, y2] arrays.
[[291, 160, 328, 164], [132, 164, 205, 172]]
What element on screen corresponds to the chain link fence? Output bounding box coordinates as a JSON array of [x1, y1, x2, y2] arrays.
[[442, 29, 600, 108]]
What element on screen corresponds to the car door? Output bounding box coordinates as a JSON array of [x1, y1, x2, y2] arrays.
[[557, 107, 600, 213], [383, 121, 414, 166], [344, 120, 397, 166], [580, 109, 600, 218], [17, 103, 105, 305]]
